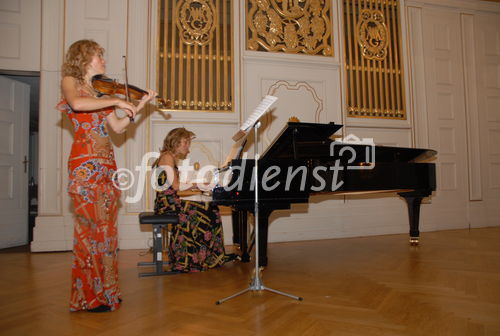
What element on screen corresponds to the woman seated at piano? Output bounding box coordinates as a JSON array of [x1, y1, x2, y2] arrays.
[[153, 127, 236, 272]]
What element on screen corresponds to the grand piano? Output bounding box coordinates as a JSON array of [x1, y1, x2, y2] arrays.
[[212, 121, 437, 266]]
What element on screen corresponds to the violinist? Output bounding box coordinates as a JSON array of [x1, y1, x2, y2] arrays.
[[57, 39, 155, 312]]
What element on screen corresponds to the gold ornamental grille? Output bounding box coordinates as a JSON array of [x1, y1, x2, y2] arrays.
[[343, 0, 406, 119], [246, 0, 334, 56], [157, 0, 233, 111]]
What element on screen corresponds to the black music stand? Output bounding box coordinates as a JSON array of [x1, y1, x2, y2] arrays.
[[216, 119, 303, 305]]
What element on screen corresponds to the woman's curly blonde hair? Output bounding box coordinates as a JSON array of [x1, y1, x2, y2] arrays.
[[153, 128, 195, 167], [61, 39, 104, 83]]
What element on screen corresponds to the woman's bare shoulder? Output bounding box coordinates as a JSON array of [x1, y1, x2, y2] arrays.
[[61, 76, 80, 94], [61, 76, 78, 86], [158, 152, 175, 166]]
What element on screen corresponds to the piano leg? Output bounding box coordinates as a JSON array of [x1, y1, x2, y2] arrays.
[[231, 210, 240, 245], [232, 210, 251, 262], [239, 211, 250, 262], [257, 208, 272, 267], [398, 191, 430, 245]]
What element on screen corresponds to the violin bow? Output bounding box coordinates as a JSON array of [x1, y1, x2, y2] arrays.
[[122, 55, 134, 122]]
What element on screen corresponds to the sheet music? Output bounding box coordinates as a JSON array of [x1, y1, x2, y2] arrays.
[[240, 95, 278, 132], [221, 135, 249, 168], [225, 95, 278, 164]]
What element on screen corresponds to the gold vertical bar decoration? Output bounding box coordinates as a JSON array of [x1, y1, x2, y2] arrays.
[[165, 1, 169, 101], [353, 0, 361, 115], [343, 0, 406, 119], [368, 0, 377, 116], [170, 1, 177, 108], [374, 0, 381, 116], [178, 12, 184, 109], [186, 44, 191, 109], [157, 0, 234, 112], [223, 0, 228, 109], [208, 15, 213, 110], [376, 0, 384, 116], [157, 1, 162, 103], [345, 0, 354, 114], [229, 0, 233, 110], [216, 0, 221, 110], [358, 0, 372, 114], [392, 0, 402, 117], [201, 44, 206, 109], [387, 0, 396, 116], [193, 44, 199, 110], [382, 0, 390, 116], [376, 0, 383, 116], [156, 3, 168, 105]]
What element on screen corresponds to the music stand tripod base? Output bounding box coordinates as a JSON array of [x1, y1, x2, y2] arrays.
[[216, 120, 303, 305], [215, 274, 304, 305]]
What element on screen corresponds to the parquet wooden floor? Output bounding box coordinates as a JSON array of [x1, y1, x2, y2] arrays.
[[1, 227, 500, 336]]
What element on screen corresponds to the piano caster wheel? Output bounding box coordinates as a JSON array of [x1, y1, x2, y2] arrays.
[[409, 237, 419, 246]]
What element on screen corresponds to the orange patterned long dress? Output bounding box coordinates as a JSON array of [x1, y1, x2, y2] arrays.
[[58, 93, 121, 312]]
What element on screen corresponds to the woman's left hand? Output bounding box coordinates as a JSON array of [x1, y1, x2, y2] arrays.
[[136, 89, 157, 111]]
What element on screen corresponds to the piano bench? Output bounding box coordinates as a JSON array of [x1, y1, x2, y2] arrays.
[[137, 211, 180, 277]]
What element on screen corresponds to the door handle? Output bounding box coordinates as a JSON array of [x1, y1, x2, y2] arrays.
[[23, 155, 28, 173]]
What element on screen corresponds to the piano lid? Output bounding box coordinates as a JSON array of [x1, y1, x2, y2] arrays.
[[262, 122, 342, 159]]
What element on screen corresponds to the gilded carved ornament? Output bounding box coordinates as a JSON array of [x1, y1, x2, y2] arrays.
[[247, 0, 333, 56], [176, 0, 217, 46], [356, 9, 388, 60]]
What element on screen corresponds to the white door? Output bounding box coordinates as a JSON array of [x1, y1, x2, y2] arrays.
[[421, 9, 470, 228], [0, 76, 29, 248]]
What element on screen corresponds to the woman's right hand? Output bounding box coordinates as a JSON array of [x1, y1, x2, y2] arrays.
[[115, 99, 138, 119], [195, 182, 214, 191]]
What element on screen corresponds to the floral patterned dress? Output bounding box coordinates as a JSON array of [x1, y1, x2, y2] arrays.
[[58, 92, 121, 312], [154, 170, 227, 272]]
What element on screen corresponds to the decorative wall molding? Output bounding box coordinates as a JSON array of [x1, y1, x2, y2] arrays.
[[267, 80, 324, 122], [31, 0, 500, 252]]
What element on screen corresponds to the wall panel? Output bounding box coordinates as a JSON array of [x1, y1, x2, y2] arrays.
[[0, 0, 41, 71]]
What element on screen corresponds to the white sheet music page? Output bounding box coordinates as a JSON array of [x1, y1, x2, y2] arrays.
[[221, 134, 249, 168], [232, 95, 278, 141], [241, 95, 278, 131]]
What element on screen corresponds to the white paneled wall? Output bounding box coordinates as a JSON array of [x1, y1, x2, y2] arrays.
[[421, 8, 469, 227], [27, 0, 500, 251], [408, 6, 470, 231], [65, 0, 127, 79], [243, 57, 343, 150], [0, 0, 41, 71], [407, 0, 500, 232], [470, 12, 500, 227]]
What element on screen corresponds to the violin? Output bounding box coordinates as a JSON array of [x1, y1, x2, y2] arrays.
[[91, 74, 171, 110]]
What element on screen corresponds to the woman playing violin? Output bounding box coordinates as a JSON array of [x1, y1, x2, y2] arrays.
[[57, 39, 155, 312]]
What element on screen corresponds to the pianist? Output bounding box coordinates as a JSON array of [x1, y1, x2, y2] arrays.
[[153, 127, 236, 272]]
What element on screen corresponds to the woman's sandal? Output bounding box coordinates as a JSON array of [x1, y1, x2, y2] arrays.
[[224, 253, 241, 262]]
